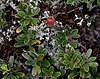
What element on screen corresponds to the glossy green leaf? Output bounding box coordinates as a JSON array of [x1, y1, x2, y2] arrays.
[[32, 8, 40, 16], [8, 56, 14, 68], [84, 73, 91, 78], [25, 60, 35, 66], [62, 39, 68, 46], [88, 62, 98, 67], [65, 24, 70, 32], [69, 29, 80, 38], [31, 18, 38, 26], [36, 54, 44, 61], [53, 72, 61, 77], [24, 0, 28, 3], [69, 63, 74, 70], [80, 69, 85, 78], [42, 60, 50, 67], [1, 64, 8, 71], [83, 64, 89, 72], [30, 2, 35, 7], [90, 67, 97, 76], [14, 43, 25, 48], [32, 66, 37, 76], [23, 26, 28, 34], [67, 0, 74, 4], [29, 46, 35, 52], [57, 31, 65, 37], [57, 38, 64, 45], [42, 68, 49, 75], [68, 71, 78, 79], [16, 26, 23, 33], [60, 69, 66, 76], [10, 75, 17, 79], [97, 0, 100, 5], [64, 29, 69, 36], [22, 53, 33, 61], [24, 38, 29, 45], [88, 57, 96, 62], [49, 66, 54, 76], [18, 11, 26, 17], [86, 49, 92, 58], [23, 19, 30, 26], [69, 42, 77, 48]]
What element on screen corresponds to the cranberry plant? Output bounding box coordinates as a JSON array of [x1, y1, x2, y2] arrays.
[[0, 0, 99, 79], [0, 56, 24, 79]]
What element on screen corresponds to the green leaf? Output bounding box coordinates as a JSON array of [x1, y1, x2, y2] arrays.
[[69, 42, 77, 48], [62, 39, 68, 46], [64, 29, 69, 36], [53, 72, 61, 77], [86, 49, 92, 58], [16, 26, 23, 33], [83, 64, 89, 72], [90, 67, 97, 76], [22, 53, 33, 61], [72, 53, 77, 61], [24, 38, 29, 45], [42, 60, 50, 67], [36, 54, 44, 61], [25, 60, 35, 66], [23, 19, 30, 26], [15, 14, 21, 18], [69, 29, 80, 38], [60, 69, 66, 76], [8, 56, 14, 68], [68, 71, 78, 79], [49, 66, 54, 76], [31, 18, 38, 26], [33, 40, 41, 45], [67, 0, 74, 4], [32, 67, 37, 76], [42, 68, 49, 76], [14, 43, 25, 48], [10, 75, 17, 79], [18, 11, 26, 17], [80, 69, 85, 78], [69, 63, 74, 70], [30, 2, 35, 7], [32, 8, 40, 16], [1, 64, 8, 71], [88, 57, 96, 62], [97, 0, 100, 5], [23, 26, 28, 34], [24, 0, 28, 3], [84, 73, 91, 78], [57, 31, 65, 37], [57, 38, 64, 45], [88, 62, 98, 67], [65, 24, 70, 32]]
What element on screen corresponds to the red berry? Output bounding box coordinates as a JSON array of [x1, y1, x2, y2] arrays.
[[47, 16, 55, 25], [47, 19, 54, 25]]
